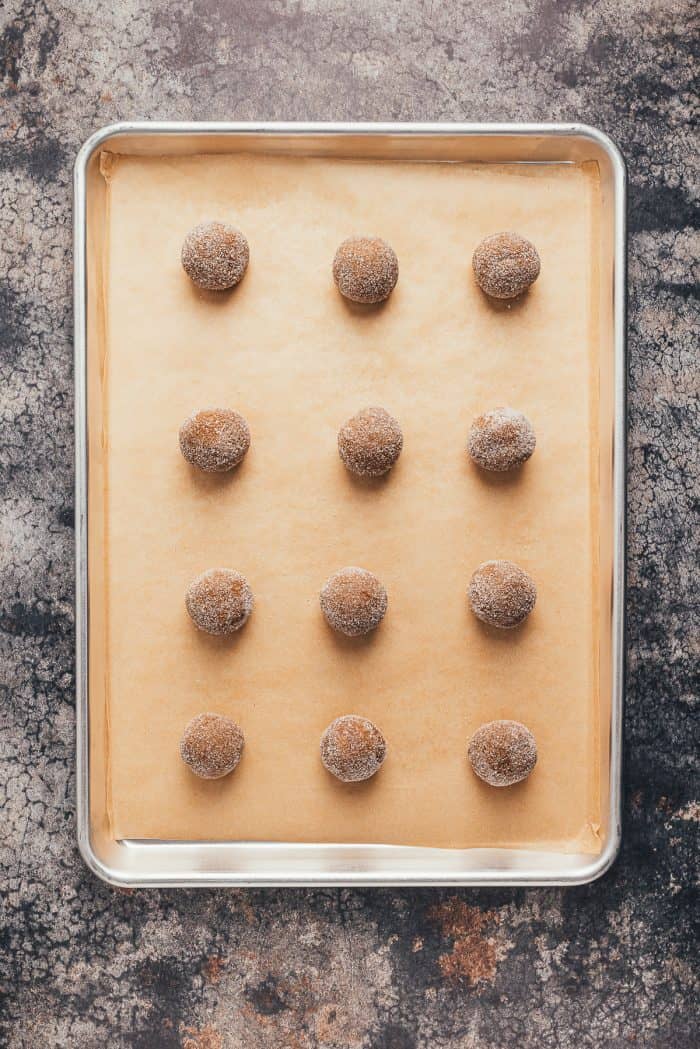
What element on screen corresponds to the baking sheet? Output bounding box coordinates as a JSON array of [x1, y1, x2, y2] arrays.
[[91, 149, 602, 851]]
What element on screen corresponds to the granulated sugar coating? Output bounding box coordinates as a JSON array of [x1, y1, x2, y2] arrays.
[[180, 712, 245, 779], [468, 719, 537, 787], [181, 221, 250, 291], [186, 568, 253, 635], [468, 407, 536, 472], [472, 232, 540, 299], [332, 236, 399, 303], [468, 560, 537, 628], [179, 408, 251, 472], [320, 567, 388, 636], [320, 715, 387, 782], [338, 406, 403, 477]]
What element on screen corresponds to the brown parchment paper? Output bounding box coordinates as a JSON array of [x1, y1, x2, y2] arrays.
[[92, 151, 602, 851]]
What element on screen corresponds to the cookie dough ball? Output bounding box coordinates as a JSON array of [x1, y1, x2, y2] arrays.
[[181, 221, 250, 291], [179, 408, 251, 473], [320, 567, 388, 637], [338, 407, 403, 478], [333, 236, 399, 304], [320, 715, 387, 782], [186, 569, 253, 635], [468, 407, 536, 472], [180, 712, 245, 779], [468, 560, 536, 628], [468, 720, 537, 787], [472, 232, 540, 300]]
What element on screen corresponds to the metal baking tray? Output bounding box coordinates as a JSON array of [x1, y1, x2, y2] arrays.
[[74, 122, 625, 887]]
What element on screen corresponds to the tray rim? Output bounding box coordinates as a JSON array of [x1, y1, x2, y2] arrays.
[[74, 121, 626, 888]]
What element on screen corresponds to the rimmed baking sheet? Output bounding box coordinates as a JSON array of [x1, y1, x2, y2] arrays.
[[74, 123, 625, 886]]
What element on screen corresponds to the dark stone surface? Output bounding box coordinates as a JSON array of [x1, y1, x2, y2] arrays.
[[0, 2, 697, 1046]]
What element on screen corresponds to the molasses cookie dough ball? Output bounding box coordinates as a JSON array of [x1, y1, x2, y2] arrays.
[[180, 712, 245, 779], [186, 569, 253, 636], [320, 567, 388, 637], [338, 407, 403, 478], [468, 719, 537, 787], [320, 715, 387, 782], [333, 236, 399, 303], [179, 408, 251, 473], [472, 232, 540, 300], [468, 560, 536, 628], [181, 221, 250, 291], [468, 407, 536, 472]]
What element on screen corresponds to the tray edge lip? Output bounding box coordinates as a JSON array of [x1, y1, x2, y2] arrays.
[[73, 120, 626, 889]]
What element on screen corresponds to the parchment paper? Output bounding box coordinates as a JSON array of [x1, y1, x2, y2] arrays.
[[92, 151, 601, 850]]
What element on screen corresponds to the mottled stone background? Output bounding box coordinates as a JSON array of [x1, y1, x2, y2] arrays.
[[0, 1, 697, 1047]]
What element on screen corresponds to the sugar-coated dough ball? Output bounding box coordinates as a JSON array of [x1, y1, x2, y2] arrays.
[[468, 719, 537, 787], [468, 407, 536, 472], [333, 236, 399, 303], [179, 408, 251, 472], [472, 232, 540, 299], [180, 712, 245, 779], [468, 560, 536, 628], [186, 569, 253, 635], [181, 221, 250, 291], [338, 406, 403, 478], [320, 715, 387, 782], [320, 567, 388, 637]]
